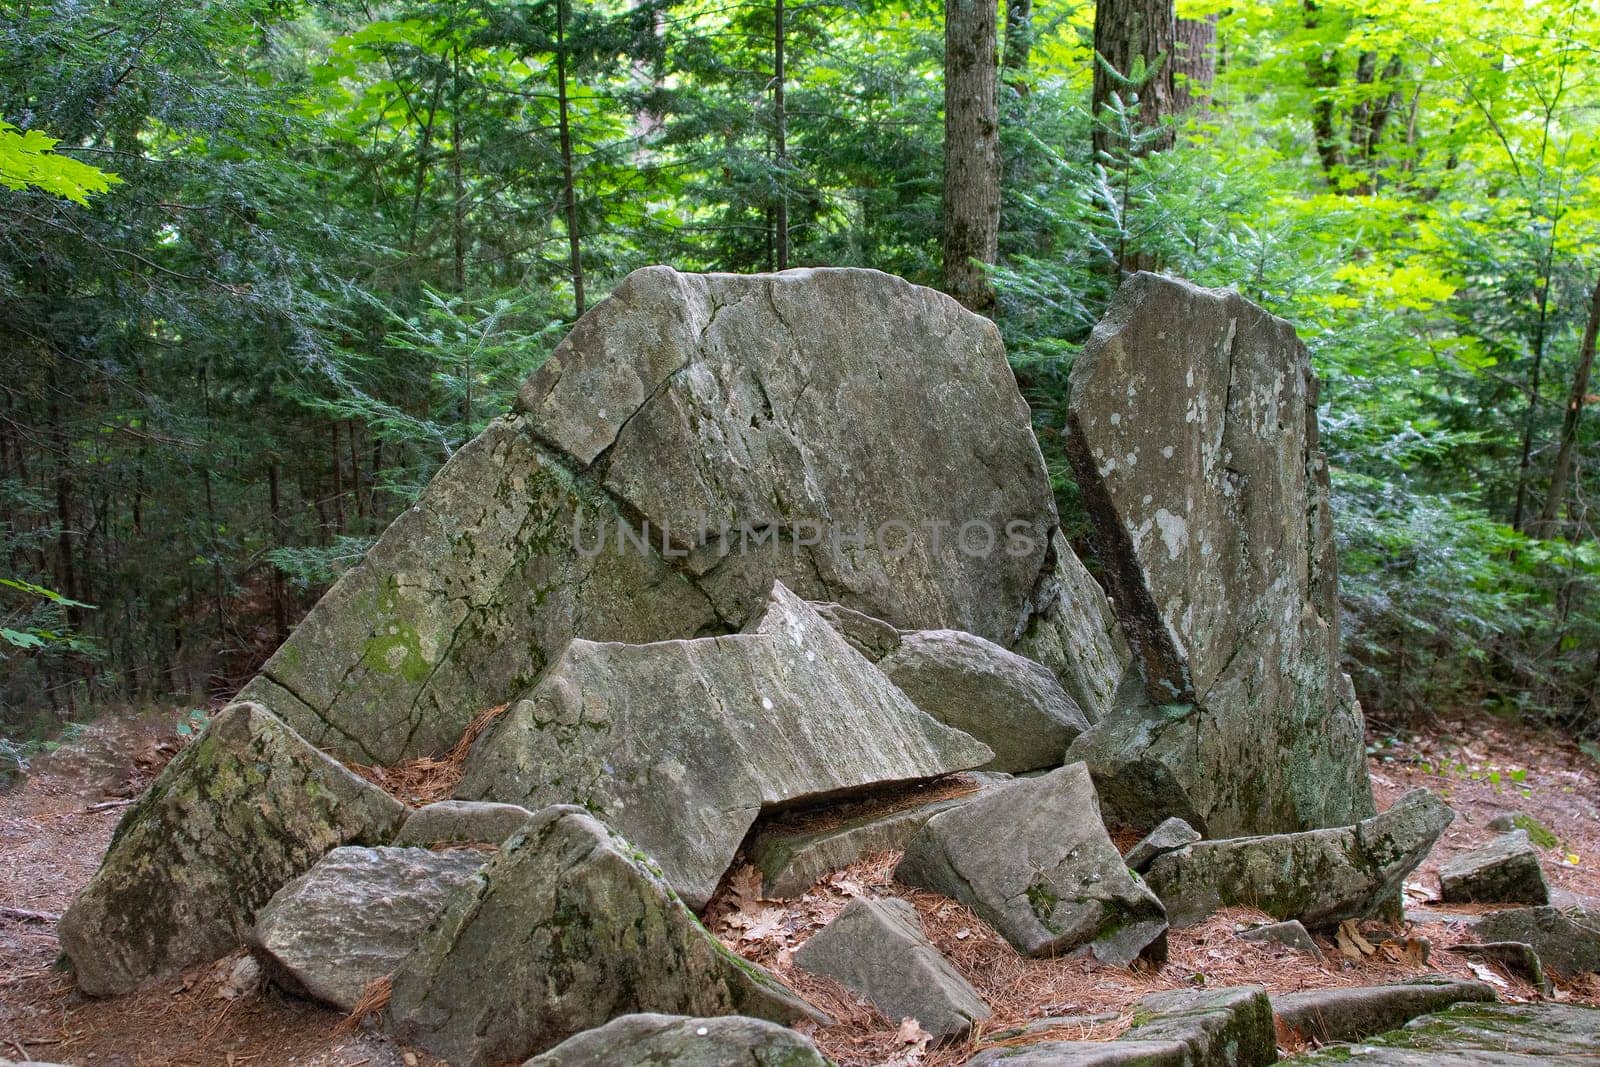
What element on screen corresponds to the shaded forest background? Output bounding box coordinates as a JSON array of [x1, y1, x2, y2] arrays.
[[2, 0, 1598, 768]]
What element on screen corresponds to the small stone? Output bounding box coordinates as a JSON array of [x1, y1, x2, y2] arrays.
[[1469, 905, 1600, 978], [393, 800, 535, 847], [1486, 811, 1559, 848], [1271, 977, 1496, 1045], [521, 1014, 829, 1066], [215, 954, 264, 1000], [1237, 919, 1321, 957], [1123, 817, 1201, 873], [895, 763, 1168, 965], [794, 897, 989, 1037], [1455, 941, 1552, 995], [1439, 830, 1550, 905]]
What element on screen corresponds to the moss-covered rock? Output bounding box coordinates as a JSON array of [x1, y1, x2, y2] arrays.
[[58, 703, 405, 995], [1272, 977, 1495, 1045], [386, 805, 826, 1067], [1291, 1001, 1600, 1064], [522, 1013, 830, 1067], [1438, 831, 1549, 905]]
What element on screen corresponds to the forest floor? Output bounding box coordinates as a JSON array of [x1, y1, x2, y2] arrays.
[[1, 708, 1596, 1067]]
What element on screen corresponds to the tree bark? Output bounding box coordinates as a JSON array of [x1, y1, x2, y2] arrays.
[[774, 0, 789, 270], [1091, 0, 1177, 159], [556, 0, 586, 315], [1538, 276, 1600, 535], [1173, 15, 1216, 112], [1003, 0, 1033, 95], [943, 0, 1000, 313], [1303, 1, 1344, 178]]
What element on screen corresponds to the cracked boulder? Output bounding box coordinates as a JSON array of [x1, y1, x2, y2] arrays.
[[241, 266, 1084, 765], [895, 762, 1168, 965], [1064, 272, 1372, 836], [794, 896, 990, 1037], [878, 629, 1090, 772], [456, 582, 992, 908], [523, 1014, 830, 1067], [59, 703, 405, 995], [249, 846, 486, 1010], [1439, 830, 1550, 905], [1143, 788, 1453, 928], [386, 806, 824, 1067]]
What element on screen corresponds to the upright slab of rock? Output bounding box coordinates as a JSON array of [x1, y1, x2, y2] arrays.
[[456, 582, 991, 908], [59, 704, 405, 995], [896, 763, 1168, 965], [1064, 272, 1372, 835], [238, 266, 1110, 765], [1144, 789, 1453, 928], [386, 806, 823, 1067]]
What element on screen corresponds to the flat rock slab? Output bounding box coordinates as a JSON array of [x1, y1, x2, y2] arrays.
[[1469, 904, 1600, 978], [1291, 1001, 1600, 1065], [1237, 919, 1321, 956], [968, 986, 1275, 1066], [392, 800, 535, 847], [1064, 272, 1372, 836], [1455, 942, 1551, 995], [522, 1014, 829, 1066], [896, 763, 1168, 965], [749, 774, 1010, 899], [1123, 817, 1200, 873], [457, 582, 991, 908], [879, 629, 1089, 772], [1144, 788, 1453, 928], [250, 846, 486, 1010], [794, 896, 989, 1036], [1439, 831, 1549, 905], [1272, 977, 1496, 1044], [59, 703, 405, 995], [387, 806, 823, 1067]]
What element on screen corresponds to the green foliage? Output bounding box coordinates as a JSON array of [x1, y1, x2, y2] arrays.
[[0, 119, 120, 203]]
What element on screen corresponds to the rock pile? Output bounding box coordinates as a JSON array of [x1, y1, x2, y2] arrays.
[[59, 267, 1589, 1066]]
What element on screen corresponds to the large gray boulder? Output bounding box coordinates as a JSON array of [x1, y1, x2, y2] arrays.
[[794, 896, 989, 1037], [1143, 788, 1453, 928], [58, 703, 405, 995], [523, 1014, 829, 1067], [968, 986, 1274, 1066], [1438, 831, 1549, 905], [1064, 272, 1372, 836], [1469, 904, 1600, 978], [387, 806, 824, 1067], [749, 774, 1011, 898], [241, 266, 1094, 765], [895, 763, 1168, 965], [878, 629, 1089, 772], [456, 583, 991, 908], [249, 846, 486, 1010]]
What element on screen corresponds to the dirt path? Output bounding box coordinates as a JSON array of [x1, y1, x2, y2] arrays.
[[1, 709, 1595, 1066]]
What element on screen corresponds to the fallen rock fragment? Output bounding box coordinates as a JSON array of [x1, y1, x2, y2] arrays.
[[457, 582, 991, 908], [1143, 788, 1453, 928], [1123, 816, 1200, 873], [250, 846, 487, 1010], [895, 763, 1168, 965], [58, 703, 405, 995], [1291, 1001, 1600, 1064], [1064, 272, 1372, 835], [522, 1014, 830, 1067], [1469, 904, 1600, 978], [968, 986, 1274, 1066], [1272, 976, 1495, 1045], [1438, 830, 1549, 905], [1455, 941, 1552, 995], [878, 629, 1088, 772], [810, 600, 903, 661], [392, 799, 534, 847], [1237, 919, 1321, 957], [748, 774, 1010, 898], [794, 896, 989, 1037], [386, 805, 824, 1067]]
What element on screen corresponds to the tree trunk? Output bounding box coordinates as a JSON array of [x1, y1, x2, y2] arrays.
[[1512, 249, 1556, 532], [943, 0, 1000, 313], [268, 457, 288, 646], [1091, 0, 1177, 159], [1303, 1, 1344, 178], [450, 48, 467, 295], [556, 0, 586, 315], [774, 0, 789, 270], [1538, 276, 1600, 535], [1002, 0, 1033, 95], [1172, 15, 1216, 112]]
